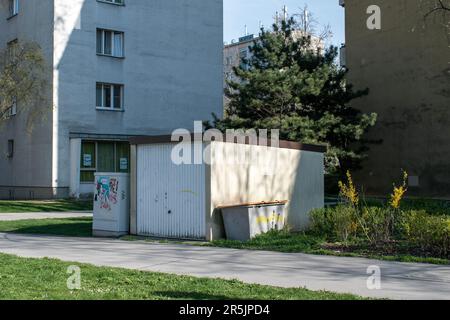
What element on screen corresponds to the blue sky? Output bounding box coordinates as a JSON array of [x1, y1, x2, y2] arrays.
[[224, 0, 345, 47]]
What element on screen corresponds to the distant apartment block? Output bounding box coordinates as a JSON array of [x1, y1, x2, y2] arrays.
[[0, 0, 223, 199], [223, 34, 256, 105]]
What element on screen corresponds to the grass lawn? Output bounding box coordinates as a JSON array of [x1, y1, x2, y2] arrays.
[[207, 231, 450, 265], [0, 253, 363, 300], [0, 199, 92, 213], [0, 217, 92, 237]]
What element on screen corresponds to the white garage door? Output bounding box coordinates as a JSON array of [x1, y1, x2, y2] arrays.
[[137, 144, 206, 239]]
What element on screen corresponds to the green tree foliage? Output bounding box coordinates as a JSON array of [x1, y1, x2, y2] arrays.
[[212, 17, 377, 175], [0, 40, 47, 131]]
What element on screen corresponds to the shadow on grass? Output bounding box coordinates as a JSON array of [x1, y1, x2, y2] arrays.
[[153, 291, 234, 300], [0, 218, 93, 237]]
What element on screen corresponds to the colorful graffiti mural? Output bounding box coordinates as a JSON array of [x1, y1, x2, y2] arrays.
[[95, 176, 119, 211]]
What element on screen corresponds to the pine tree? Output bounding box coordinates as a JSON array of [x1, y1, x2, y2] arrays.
[[213, 17, 377, 175]]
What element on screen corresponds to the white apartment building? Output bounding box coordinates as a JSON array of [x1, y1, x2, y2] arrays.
[[0, 0, 223, 199]]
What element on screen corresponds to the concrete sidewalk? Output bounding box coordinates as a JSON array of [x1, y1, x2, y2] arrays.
[[0, 212, 92, 221], [0, 233, 449, 300]]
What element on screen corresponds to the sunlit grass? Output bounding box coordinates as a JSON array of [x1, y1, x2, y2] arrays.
[[0, 253, 364, 300]]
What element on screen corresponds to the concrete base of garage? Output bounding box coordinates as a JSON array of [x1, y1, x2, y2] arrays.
[[93, 230, 128, 238]]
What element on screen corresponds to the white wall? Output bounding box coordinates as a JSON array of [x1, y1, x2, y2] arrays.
[[0, 0, 223, 199], [208, 142, 324, 240], [131, 140, 325, 241], [0, 0, 55, 198], [53, 0, 224, 191]]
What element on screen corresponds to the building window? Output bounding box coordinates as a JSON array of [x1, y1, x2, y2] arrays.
[[7, 97, 17, 117], [80, 141, 130, 183], [7, 140, 14, 158], [96, 83, 124, 110], [239, 48, 250, 70], [8, 0, 19, 17], [96, 29, 124, 58], [2, 97, 17, 119], [97, 0, 125, 5]]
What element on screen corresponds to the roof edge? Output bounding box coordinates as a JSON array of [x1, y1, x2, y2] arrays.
[[129, 134, 327, 153]]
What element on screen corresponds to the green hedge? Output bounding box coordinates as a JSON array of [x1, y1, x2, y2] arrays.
[[400, 211, 450, 257], [310, 206, 450, 258]]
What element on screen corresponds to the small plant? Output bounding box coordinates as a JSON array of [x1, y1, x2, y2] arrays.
[[359, 207, 392, 245], [389, 170, 408, 209], [338, 171, 359, 206], [310, 206, 358, 244]]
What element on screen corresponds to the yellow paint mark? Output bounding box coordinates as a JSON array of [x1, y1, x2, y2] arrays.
[[181, 189, 198, 196], [255, 212, 284, 225]]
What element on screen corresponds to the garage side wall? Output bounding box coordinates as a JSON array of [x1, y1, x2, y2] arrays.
[[208, 142, 324, 239]]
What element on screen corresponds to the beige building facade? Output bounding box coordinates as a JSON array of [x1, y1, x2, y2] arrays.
[[342, 0, 450, 197], [223, 35, 257, 106]]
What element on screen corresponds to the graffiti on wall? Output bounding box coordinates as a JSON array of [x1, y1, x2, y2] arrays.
[[95, 177, 119, 211], [255, 210, 285, 231]]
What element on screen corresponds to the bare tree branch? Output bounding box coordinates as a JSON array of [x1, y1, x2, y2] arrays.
[[424, 0, 450, 17]]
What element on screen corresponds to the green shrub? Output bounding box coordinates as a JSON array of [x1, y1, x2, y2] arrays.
[[360, 198, 450, 216], [310, 206, 358, 243], [400, 211, 450, 257], [401, 199, 450, 216], [310, 208, 333, 236], [358, 207, 393, 245], [310, 205, 450, 258]]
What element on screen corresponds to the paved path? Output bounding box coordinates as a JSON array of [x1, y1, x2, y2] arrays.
[[0, 233, 449, 300], [0, 212, 92, 221]]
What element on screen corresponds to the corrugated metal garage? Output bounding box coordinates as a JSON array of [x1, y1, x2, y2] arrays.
[[129, 135, 326, 241], [136, 143, 206, 239]]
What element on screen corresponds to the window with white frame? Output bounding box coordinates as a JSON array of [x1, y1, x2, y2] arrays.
[[1, 86, 16, 119], [9, 0, 19, 17], [96, 29, 124, 57], [96, 83, 124, 110], [6, 97, 17, 117]]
